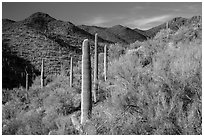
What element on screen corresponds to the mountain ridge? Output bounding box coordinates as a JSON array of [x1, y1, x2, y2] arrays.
[[2, 12, 201, 89], [142, 15, 201, 38]]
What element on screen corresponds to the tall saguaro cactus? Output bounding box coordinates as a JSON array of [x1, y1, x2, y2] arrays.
[[104, 44, 107, 81], [81, 39, 92, 125], [26, 72, 29, 91], [93, 33, 98, 103], [41, 58, 44, 88], [25, 67, 29, 91], [70, 57, 73, 87]]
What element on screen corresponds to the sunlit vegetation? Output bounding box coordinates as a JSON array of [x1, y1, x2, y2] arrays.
[[2, 18, 202, 135]]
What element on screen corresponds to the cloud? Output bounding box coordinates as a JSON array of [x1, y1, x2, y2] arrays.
[[82, 15, 125, 26], [124, 15, 172, 29], [84, 16, 109, 26], [133, 15, 172, 25]]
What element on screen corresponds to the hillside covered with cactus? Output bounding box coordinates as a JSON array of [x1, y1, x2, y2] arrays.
[[2, 12, 113, 89], [2, 12, 201, 89], [2, 11, 202, 135]]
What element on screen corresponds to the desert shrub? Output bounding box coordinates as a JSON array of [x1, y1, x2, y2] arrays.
[[129, 41, 143, 50], [16, 109, 46, 135], [2, 98, 29, 135], [2, 118, 23, 135], [102, 24, 202, 135], [2, 87, 29, 104], [2, 21, 201, 135], [44, 74, 56, 85], [173, 25, 202, 44], [108, 43, 127, 60], [30, 76, 41, 89], [40, 75, 80, 134], [2, 73, 81, 135]]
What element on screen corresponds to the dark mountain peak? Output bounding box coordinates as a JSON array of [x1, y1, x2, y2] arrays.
[[27, 12, 56, 21], [22, 11, 56, 25], [107, 24, 147, 43], [78, 25, 128, 43], [22, 12, 56, 31], [109, 25, 133, 33]]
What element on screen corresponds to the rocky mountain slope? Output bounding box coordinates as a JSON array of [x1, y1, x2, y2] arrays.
[[78, 25, 128, 43], [2, 12, 112, 89], [106, 25, 147, 43], [2, 12, 201, 89], [78, 24, 147, 44]]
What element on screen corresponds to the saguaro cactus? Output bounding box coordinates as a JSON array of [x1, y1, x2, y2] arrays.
[[41, 58, 44, 88], [26, 72, 29, 91], [104, 44, 107, 81], [81, 39, 92, 125], [93, 33, 98, 103], [166, 21, 169, 39], [70, 57, 73, 87], [166, 21, 168, 30]]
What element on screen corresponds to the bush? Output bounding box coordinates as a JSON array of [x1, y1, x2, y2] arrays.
[[100, 24, 202, 135], [2, 22, 201, 135], [108, 43, 127, 60]]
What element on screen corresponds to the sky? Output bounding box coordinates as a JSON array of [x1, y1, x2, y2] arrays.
[[2, 2, 202, 30]]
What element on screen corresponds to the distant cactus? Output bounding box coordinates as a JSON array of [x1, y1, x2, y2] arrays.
[[41, 58, 44, 88], [81, 39, 92, 125], [70, 57, 73, 87], [166, 21, 168, 30], [104, 44, 107, 81], [166, 22, 169, 39], [24, 67, 29, 91], [93, 33, 98, 102], [25, 72, 29, 91]]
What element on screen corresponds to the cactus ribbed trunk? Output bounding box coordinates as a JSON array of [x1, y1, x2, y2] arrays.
[[166, 22, 169, 39], [70, 57, 73, 87], [93, 33, 98, 103], [26, 73, 29, 91], [81, 39, 92, 125], [41, 58, 44, 88], [104, 44, 107, 81]]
